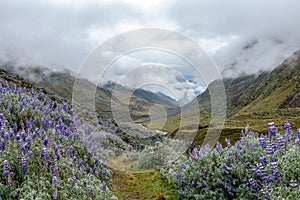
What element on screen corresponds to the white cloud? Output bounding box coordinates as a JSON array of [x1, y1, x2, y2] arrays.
[[106, 62, 199, 103], [167, 0, 300, 76], [1, 0, 300, 102]]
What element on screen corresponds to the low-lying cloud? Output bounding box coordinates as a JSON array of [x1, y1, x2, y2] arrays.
[[0, 0, 299, 102]]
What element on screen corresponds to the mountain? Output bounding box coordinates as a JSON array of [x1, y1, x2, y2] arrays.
[[103, 81, 178, 107], [185, 49, 299, 117], [0, 65, 179, 122], [2, 49, 299, 151], [0, 65, 171, 152], [148, 50, 300, 149]]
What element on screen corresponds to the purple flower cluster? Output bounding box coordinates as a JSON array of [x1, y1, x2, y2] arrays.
[[20, 156, 28, 175], [2, 160, 11, 177], [164, 122, 300, 199], [0, 83, 112, 198]]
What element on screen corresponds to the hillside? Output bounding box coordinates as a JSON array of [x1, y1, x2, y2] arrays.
[[0, 66, 169, 154], [185, 50, 299, 117], [147, 50, 300, 148], [0, 65, 178, 116], [0, 66, 182, 199], [0, 52, 299, 199]]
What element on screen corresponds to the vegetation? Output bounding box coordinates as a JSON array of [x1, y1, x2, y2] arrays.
[[0, 81, 116, 199], [161, 123, 300, 199], [111, 170, 179, 200], [0, 49, 299, 199]]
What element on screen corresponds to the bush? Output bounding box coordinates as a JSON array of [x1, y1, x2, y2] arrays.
[[0, 82, 116, 199], [138, 139, 187, 170], [161, 122, 300, 199]]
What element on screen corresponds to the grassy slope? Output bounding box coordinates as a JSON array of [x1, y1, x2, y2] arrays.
[[111, 169, 179, 200], [146, 50, 300, 149]]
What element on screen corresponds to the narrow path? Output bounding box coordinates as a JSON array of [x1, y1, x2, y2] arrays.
[[111, 169, 179, 200]]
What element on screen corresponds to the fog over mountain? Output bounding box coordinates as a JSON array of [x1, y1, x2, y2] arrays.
[[0, 0, 299, 103]]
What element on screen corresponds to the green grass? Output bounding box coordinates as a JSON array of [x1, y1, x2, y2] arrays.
[[238, 82, 298, 113], [147, 107, 300, 150], [144, 110, 211, 135], [111, 169, 179, 200]]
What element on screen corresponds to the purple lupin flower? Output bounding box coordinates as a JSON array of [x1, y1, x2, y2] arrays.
[[259, 157, 268, 166], [68, 133, 73, 141], [56, 154, 61, 161], [67, 146, 73, 155], [13, 123, 18, 133], [284, 121, 292, 134], [0, 141, 5, 151], [180, 163, 187, 170], [20, 130, 27, 140], [252, 164, 266, 181], [55, 124, 62, 133], [15, 134, 21, 145], [53, 164, 58, 176], [0, 128, 5, 136], [41, 148, 49, 159], [235, 141, 241, 149], [21, 157, 28, 175], [54, 144, 59, 152], [277, 137, 285, 149], [222, 163, 232, 172], [38, 92, 44, 101], [245, 124, 250, 133], [251, 144, 256, 151], [71, 176, 76, 185], [249, 178, 259, 191], [94, 158, 99, 167], [26, 149, 32, 157], [102, 182, 107, 191], [270, 161, 281, 182], [8, 129, 14, 139], [43, 137, 48, 147], [4, 120, 9, 128], [174, 172, 182, 179], [2, 160, 11, 176], [4, 132, 9, 140], [88, 187, 93, 194], [259, 137, 267, 149], [178, 190, 184, 197], [225, 138, 231, 148], [52, 192, 57, 200], [263, 175, 274, 184], [30, 88, 35, 97], [102, 170, 108, 177], [83, 180, 87, 187], [25, 120, 32, 129], [74, 132, 80, 140], [216, 142, 223, 152], [13, 193, 19, 199], [69, 124, 76, 132], [290, 180, 298, 188], [63, 104, 68, 112], [266, 144, 274, 156], [235, 151, 241, 159], [52, 176, 58, 187], [268, 122, 277, 137], [72, 156, 77, 163]]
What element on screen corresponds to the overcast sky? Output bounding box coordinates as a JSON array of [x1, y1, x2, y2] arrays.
[[0, 0, 300, 103]]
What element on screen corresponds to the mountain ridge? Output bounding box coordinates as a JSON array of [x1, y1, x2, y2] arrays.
[[147, 49, 300, 149]]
